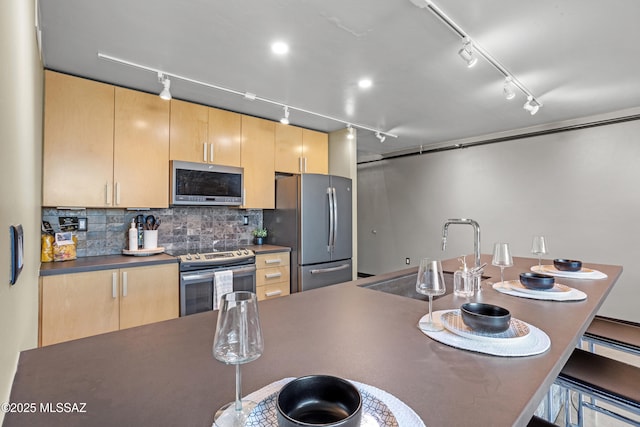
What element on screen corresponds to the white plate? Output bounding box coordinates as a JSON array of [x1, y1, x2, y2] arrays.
[[419, 311, 551, 357], [493, 282, 587, 302], [531, 265, 607, 279], [440, 310, 530, 343], [507, 280, 572, 296], [240, 378, 425, 427]]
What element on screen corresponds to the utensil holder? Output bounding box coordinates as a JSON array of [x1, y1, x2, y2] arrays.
[[143, 230, 158, 249]]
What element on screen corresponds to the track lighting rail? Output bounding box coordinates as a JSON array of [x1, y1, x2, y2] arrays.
[[413, 0, 543, 114], [97, 52, 397, 140]]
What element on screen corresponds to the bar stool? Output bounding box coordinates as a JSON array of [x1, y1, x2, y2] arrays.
[[555, 348, 640, 427], [581, 316, 640, 357]]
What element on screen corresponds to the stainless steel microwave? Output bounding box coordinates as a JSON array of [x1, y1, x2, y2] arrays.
[[170, 161, 243, 206]]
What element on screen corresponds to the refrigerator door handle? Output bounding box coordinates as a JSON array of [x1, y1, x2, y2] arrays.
[[327, 187, 334, 252], [310, 263, 351, 274], [332, 187, 338, 252]]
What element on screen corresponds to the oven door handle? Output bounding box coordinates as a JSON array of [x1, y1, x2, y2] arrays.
[[181, 272, 216, 281], [181, 265, 256, 281], [232, 266, 257, 275]]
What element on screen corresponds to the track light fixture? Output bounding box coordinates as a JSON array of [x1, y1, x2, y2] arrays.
[[458, 38, 477, 68], [98, 53, 396, 141], [503, 77, 516, 100], [523, 96, 541, 115], [376, 132, 386, 143], [158, 72, 171, 100], [280, 106, 290, 125], [346, 125, 355, 140], [412, 0, 542, 115]]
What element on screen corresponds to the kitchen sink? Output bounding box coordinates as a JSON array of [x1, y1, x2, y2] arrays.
[[359, 272, 455, 301]]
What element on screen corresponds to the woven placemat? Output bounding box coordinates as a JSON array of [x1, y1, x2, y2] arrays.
[[493, 281, 587, 302], [419, 310, 551, 357]]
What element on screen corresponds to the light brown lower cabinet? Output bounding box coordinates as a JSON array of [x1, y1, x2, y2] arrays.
[[40, 264, 179, 346], [255, 252, 291, 301]]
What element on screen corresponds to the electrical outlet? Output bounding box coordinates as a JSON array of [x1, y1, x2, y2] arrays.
[[405, 257, 410, 265]]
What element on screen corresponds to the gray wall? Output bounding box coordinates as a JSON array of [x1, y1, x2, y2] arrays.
[[357, 117, 640, 322]]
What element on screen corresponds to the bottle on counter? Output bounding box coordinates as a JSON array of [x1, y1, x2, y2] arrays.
[[41, 234, 54, 262], [129, 220, 139, 251], [136, 214, 144, 248]]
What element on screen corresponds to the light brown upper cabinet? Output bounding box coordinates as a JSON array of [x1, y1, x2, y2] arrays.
[[113, 87, 170, 208], [301, 128, 328, 174], [169, 99, 208, 162], [241, 115, 275, 209], [275, 124, 328, 174], [43, 71, 115, 207], [43, 71, 170, 208], [209, 107, 241, 166], [169, 99, 241, 167]]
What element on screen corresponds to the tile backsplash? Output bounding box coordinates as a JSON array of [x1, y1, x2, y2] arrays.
[[42, 207, 264, 257]]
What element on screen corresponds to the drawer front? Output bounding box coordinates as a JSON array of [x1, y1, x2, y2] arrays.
[[256, 252, 290, 268], [256, 265, 290, 286], [256, 282, 290, 301]]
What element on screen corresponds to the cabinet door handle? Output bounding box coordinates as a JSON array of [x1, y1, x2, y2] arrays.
[[299, 157, 303, 173], [203, 143, 207, 162], [122, 271, 128, 297], [115, 182, 121, 205], [265, 272, 282, 279], [112, 272, 117, 298], [303, 157, 308, 173], [265, 290, 282, 297], [105, 182, 112, 206], [264, 258, 281, 265], [210, 143, 214, 163]]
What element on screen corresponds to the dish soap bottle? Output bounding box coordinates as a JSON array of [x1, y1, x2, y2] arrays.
[[129, 219, 138, 251]]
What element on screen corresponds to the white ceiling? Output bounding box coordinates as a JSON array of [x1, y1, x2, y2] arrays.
[[38, 0, 640, 162]]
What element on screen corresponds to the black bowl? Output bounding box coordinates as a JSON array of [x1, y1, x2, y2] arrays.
[[460, 303, 511, 333], [520, 272, 555, 290], [554, 259, 582, 272], [276, 375, 362, 427]]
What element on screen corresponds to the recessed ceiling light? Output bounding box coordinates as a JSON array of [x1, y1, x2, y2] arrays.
[[271, 41, 289, 55], [358, 78, 373, 89]]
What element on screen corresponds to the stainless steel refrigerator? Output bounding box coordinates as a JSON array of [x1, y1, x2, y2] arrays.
[[264, 174, 353, 293]]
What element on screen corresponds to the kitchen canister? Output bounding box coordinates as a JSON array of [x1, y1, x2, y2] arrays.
[[143, 230, 158, 249]]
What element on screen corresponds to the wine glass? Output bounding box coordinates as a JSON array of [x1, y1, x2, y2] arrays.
[[492, 243, 513, 285], [416, 258, 447, 331], [212, 291, 264, 426], [531, 235, 548, 270]]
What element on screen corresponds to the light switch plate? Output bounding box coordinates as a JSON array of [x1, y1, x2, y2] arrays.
[[78, 217, 87, 231]]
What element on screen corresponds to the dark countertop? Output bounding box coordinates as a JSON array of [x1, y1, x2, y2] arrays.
[[245, 244, 291, 254], [39, 245, 290, 276], [6, 255, 622, 427], [39, 253, 178, 276]]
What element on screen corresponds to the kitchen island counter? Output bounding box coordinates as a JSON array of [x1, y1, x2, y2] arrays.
[[5, 255, 621, 427]]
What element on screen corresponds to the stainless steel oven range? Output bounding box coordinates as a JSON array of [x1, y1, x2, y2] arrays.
[[169, 248, 256, 316]]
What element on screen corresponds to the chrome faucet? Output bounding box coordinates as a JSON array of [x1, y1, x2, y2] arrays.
[[441, 218, 481, 269]]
